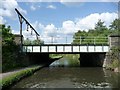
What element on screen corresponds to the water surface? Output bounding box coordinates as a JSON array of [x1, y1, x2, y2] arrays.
[[11, 67, 118, 88], [11, 56, 119, 89]]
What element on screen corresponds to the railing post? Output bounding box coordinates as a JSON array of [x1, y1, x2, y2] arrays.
[[94, 45, 96, 52], [94, 37, 95, 45], [80, 36, 81, 44], [107, 36, 109, 46], [87, 44, 89, 52]]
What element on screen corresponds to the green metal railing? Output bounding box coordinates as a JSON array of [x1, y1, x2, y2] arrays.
[[23, 36, 109, 45], [72, 36, 108, 45]]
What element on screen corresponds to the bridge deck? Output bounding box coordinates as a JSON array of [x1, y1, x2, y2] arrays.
[[23, 44, 109, 53]]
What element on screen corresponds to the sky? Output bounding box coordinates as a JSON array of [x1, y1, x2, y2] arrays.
[[0, 0, 119, 44]]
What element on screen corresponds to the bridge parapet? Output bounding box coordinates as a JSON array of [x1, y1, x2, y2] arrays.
[[23, 44, 109, 53]]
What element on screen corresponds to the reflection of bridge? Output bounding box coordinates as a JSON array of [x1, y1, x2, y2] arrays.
[[23, 44, 109, 53]]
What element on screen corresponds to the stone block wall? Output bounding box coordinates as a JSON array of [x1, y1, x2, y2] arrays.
[[109, 35, 120, 48]]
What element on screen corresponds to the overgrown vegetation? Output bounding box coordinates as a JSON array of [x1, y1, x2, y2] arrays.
[[108, 46, 120, 69]]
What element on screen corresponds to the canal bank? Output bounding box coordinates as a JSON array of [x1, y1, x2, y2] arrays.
[[1, 65, 44, 89]]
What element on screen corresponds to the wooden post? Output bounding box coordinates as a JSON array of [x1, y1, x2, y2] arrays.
[[18, 15, 24, 51]]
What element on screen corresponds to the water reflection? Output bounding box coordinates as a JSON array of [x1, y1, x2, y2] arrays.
[[10, 56, 118, 89], [11, 67, 118, 88], [50, 58, 69, 66], [50, 56, 80, 67]]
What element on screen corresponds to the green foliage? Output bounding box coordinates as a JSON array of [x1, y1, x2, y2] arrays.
[[23, 38, 44, 45], [1, 24, 26, 72], [72, 19, 119, 45], [109, 19, 119, 30], [23, 38, 31, 45], [110, 46, 120, 60], [32, 39, 44, 45], [109, 19, 120, 35], [106, 46, 120, 70]]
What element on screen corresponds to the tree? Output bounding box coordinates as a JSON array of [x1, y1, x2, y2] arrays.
[[94, 19, 108, 35], [1, 24, 23, 72], [2, 25, 15, 46], [109, 19, 120, 35], [109, 19, 119, 30]]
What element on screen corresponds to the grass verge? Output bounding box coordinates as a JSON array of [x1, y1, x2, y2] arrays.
[[0, 65, 43, 89]]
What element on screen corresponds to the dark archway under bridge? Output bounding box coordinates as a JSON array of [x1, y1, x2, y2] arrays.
[[24, 52, 107, 67], [79, 52, 106, 67]]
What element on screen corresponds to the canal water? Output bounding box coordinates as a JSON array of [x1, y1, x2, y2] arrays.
[[11, 56, 119, 89]]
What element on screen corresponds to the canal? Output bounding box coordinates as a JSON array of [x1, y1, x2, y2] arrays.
[[10, 55, 119, 89]]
